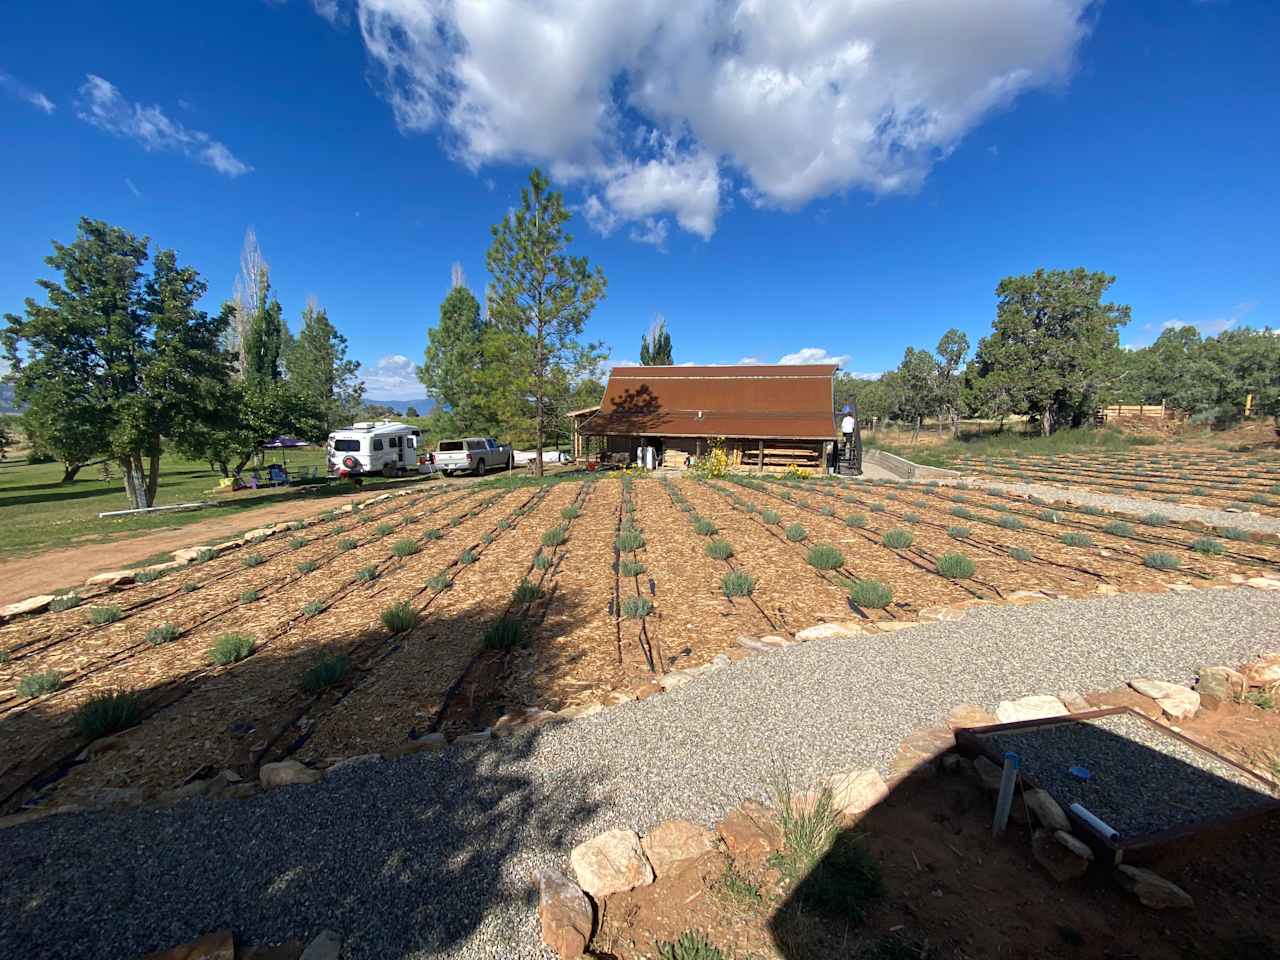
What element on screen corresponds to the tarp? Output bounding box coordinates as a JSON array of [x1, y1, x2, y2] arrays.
[[263, 436, 310, 448]]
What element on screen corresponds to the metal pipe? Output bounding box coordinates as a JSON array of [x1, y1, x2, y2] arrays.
[[97, 501, 215, 518]]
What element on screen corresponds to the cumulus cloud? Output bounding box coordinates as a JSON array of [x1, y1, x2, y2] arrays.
[[361, 354, 421, 399], [75, 75, 252, 177], [353, 0, 1089, 242], [1, 70, 55, 113], [778, 347, 851, 367]]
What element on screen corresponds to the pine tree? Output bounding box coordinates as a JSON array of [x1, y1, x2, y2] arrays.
[[640, 314, 673, 365], [287, 299, 363, 430]]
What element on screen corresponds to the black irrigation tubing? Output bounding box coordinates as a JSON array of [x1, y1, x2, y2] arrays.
[[969, 458, 1280, 490], [792, 481, 1108, 587], [699, 480, 898, 622], [0, 486, 466, 656], [617, 478, 661, 675], [967, 466, 1280, 513], [0, 490, 503, 722], [657, 479, 787, 636], [721, 478, 996, 603]]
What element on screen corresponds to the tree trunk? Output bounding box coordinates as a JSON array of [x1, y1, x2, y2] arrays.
[[1041, 405, 1053, 436], [119, 454, 147, 510], [60, 462, 84, 484], [145, 447, 161, 507], [911, 416, 921, 443]]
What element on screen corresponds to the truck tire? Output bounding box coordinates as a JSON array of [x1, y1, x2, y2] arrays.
[[474, 459, 486, 477]]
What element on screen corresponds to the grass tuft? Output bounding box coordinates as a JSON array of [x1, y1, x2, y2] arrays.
[[845, 513, 868, 528], [239, 588, 260, 604], [1060, 532, 1093, 548], [512, 578, 543, 604], [1104, 521, 1135, 537], [289, 537, 309, 551], [1144, 551, 1181, 570], [74, 689, 142, 738], [355, 565, 379, 582], [50, 594, 82, 613], [620, 558, 647, 577], [936, 552, 976, 579], [375, 522, 396, 537], [997, 515, 1025, 531], [391, 538, 421, 557], [146, 622, 180, 645], [947, 525, 970, 540], [657, 932, 725, 960], [542, 526, 568, 547], [302, 600, 326, 617], [426, 572, 452, 591], [616, 529, 645, 551], [196, 547, 218, 562], [849, 579, 893, 609], [761, 509, 781, 525], [721, 570, 755, 597], [458, 548, 478, 565], [134, 568, 164, 584], [483, 617, 525, 650], [693, 518, 718, 536], [881, 529, 913, 549], [1217, 526, 1252, 542], [18, 671, 64, 698], [621, 595, 654, 618], [1009, 546, 1033, 562], [1190, 537, 1226, 556], [209, 633, 255, 665], [1142, 512, 1170, 527], [806, 544, 844, 570], [705, 539, 735, 560], [380, 601, 418, 633], [89, 605, 122, 625], [241, 553, 265, 568], [533, 553, 553, 571], [785, 523, 807, 542], [297, 560, 319, 574], [301, 652, 351, 693], [560, 505, 581, 520]]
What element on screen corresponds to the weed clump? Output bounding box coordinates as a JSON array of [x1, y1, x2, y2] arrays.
[[484, 617, 525, 650], [512, 578, 543, 604], [209, 633, 255, 665], [1191, 537, 1225, 555], [845, 513, 867, 528], [541, 526, 568, 547], [1060, 532, 1093, 548], [134, 569, 164, 585], [355, 565, 379, 582], [1104, 521, 1134, 537], [947, 525, 970, 540], [89, 605, 122, 625], [426, 572, 452, 591], [239, 588, 260, 604], [289, 537, 309, 551], [50, 594, 82, 613], [616, 529, 645, 552], [242, 553, 265, 568], [458, 548, 478, 565], [620, 559, 647, 577], [997, 515, 1025, 531], [302, 600, 326, 617], [297, 560, 319, 574], [561, 505, 581, 520], [196, 547, 218, 562], [761, 509, 781, 525], [693, 518, 718, 536], [1144, 552, 1181, 570], [657, 932, 724, 960], [1142, 513, 1170, 527], [785, 523, 807, 542], [533, 553, 553, 572], [1009, 547, 1033, 562]]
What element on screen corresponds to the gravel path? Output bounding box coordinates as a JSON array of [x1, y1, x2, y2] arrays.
[[947, 476, 1280, 535], [3, 588, 1278, 959]]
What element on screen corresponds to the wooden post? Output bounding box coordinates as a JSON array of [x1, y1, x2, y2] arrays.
[[757, 439, 764, 472]]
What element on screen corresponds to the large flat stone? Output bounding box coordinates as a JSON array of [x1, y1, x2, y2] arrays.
[[717, 800, 779, 862], [570, 829, 653, 899], [0, 594, 55, 618], [795, 622, 863, 641], [995, 695, 1069, 724], [1116, 865, 1194, 909], [823, 769, 888, 818], [640, 820, 716, 878], [537, 869, 593, 958]]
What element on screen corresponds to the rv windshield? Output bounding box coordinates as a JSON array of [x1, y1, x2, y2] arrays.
[[333, 439, 361, 452]]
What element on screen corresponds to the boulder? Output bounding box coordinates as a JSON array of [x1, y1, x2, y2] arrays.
[[972, 755, 1005, 792], [737, 635, 794, 653], [259, 760, 322, 789], [946, 703, 998, 731], [0, 594, 55, 619], [1056, 690, 1092, 714], [717, 800, 780, 861], [1024, 788, 1070, 832], [995, 695, 1069, 724], [299, 930, 342, 960], [558, 703, 603, 720], [1116, 865, 1194, 909], [1129, 679, 1200, 721], [916, 604, 968, 622], [1246, 577, 1280, 591], [1243, 654, 1280, 687], [1031, 829, 1092, 883], [796, 622, 864, 641], [537, 868, 594, 959], [142, 930, 235, 960], [641, 820, 716, 878], [1197, 666, 1246, 702], [570, 829, 654, 899], [85, 570, 136, 588], [243, 526, 278, 542], [824, 769, 888, 818]]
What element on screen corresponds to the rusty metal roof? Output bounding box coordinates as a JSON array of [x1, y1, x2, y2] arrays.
[[580, 364, 838, 440]]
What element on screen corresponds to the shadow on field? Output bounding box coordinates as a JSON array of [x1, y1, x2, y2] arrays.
[[0, 596, 609, 958]]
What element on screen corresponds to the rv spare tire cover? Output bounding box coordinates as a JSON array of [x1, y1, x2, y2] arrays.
[[342, 455, 358, 470]]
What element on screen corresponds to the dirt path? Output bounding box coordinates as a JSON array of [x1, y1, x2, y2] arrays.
[[0, 481, 442, 606]]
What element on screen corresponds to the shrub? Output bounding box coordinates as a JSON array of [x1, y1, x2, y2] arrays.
[[497, 518, 511, 530], [936, 553, 976, 579], [1104, 521, 1134, 537], [89, 605, 122, 625], [1009, 546, 1033, 562], [902, 512, 921, 524], [806, 544, 844, 570], [239, 588, 260, 604], [761, 509, 781, 525], [621, 595, 654, 618], [74, 689, 142, 738], [196, 547, 218, 563], [1191, 537, 1226, 556], [302, 652, 351, 693], [1038, 510, 1062, 523], [721, 570, 755, 597], [484, 617, 526, 650], [1141, 513, 1169, 527], [1081, 505, 1105, 516], [391, 539, 421, 557], [849, 579, 893, 609], [1060, 532, 1093, 548], [785, 523, 807, 542], [657, 932, 724, 960], [424, 528, 443, 541], [1218, 526, 1251, 541], [616, 529, 645, 551], [1144, 552, 1181, 570], [881, 529, 913, 549], [355, 565, 379, 582], [50, 594, 82, 613], [457, 548, 478, 565], [693, 518, 718, 536], [705, 539, 735, 560], [18, 671, 64, 698], [869, 502, 886, 512], [136, 567, 168, 585], [533, 553, 553, 571], [182, 583, 199, 593], [146, 622, 180, 645], [997, 515, 1025, 531], [426, 572, 452, 591], [289, 537, 309, 551], [560, 505, 581, 520], [513, 578, 543, 604], [380, 601, 418, 633], [818, 504, 835, 517], [947, 525, 970, 540], [375, 522, 396, 537], [209, 633, 255, 665], [242, 553, 265, 568], [297, 560, 319, 574], [845, 513, 867, 528]]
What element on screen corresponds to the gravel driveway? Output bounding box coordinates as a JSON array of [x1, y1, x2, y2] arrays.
[[3, 588, 1278, 959]]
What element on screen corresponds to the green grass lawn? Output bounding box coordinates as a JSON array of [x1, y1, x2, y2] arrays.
[[0, 447, 421, 560]]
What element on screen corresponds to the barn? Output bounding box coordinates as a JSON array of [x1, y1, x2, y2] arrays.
[[575, 363, 839, 470]]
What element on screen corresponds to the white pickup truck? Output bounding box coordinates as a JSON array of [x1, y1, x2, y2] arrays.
[[432, 437, 514, 476]]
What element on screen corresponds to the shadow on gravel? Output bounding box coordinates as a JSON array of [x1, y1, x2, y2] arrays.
[[766, 720, 1280, 960]]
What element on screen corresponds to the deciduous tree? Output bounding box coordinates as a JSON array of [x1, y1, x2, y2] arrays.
[[640, 315, 673, 365]]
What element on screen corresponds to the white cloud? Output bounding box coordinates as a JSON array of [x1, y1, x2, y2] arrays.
[[778, 347, 851, 367], [1161, 301, 1258, 338], [75, 75, 252, 177], [0, 70, 55, 113], [124, 177, 143, 198], [737, 356, 761, 364], [360, 354, 421, 399], [312, 0, 349, 25], [629, 217, 669, 251], [354, 0, 1089, 242]]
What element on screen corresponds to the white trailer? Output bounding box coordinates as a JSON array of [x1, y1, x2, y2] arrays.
[[326, 421, 436, 479]]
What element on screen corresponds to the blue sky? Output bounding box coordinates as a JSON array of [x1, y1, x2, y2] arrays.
[[1, 0, 1276, 399]]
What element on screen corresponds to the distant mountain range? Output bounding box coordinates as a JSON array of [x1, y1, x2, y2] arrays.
[[364, 398, 434, 416]]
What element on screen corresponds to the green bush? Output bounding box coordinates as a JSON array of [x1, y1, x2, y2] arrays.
[[947, 525, 970, 540], [1144, 552, 1181, 570], [705, 539, 735, 560], [391, 539, 421, 557], [1038, 509, 1062, 523], [302, 600, 326, 617], [902, 512, 921, 524], [196, 547, 218, 562], [849, 579, 892, 609], [513, 578, 543, 604], [1217, 526, 1251, 542], [89, 605, 122, 625], [457, 548, 477, 565], [484, 617, 526, 650], [50, 594, 82, 613], [297, 560, 319, 574], [561, 505, 581, 520], [1009, 547, 1033, 562], [302, 652, 351, 693], [657, 932, 724, 960], [134, 568, 165, 584], [785, 523, 807, 542], [1081, 505, 1105, 516], [355, 565, 379, 582], [721, 570, 756, 597], [375, 522, 396, 537], [1059, 532, 1093, 548], [541, 526, 569, 547], [806, 544, 844, 570], [881, 529, 913, 549], [334, 537, 356, 552], [533, 553, 553, 571], [1104, 521, 1134, 537], [616, 529, 645, 551], [18, 671, 64, 698], [209, 633, 255, 665], [242, 553, 265, 568], [239, 588, 260, 604], [74, 689, 142, 738], [289, 537, 309, 551], [693, 518, 718, 536], [936, 553, 975, 579], [426, 572, 452, 591], [424, 528, 443, 540], [997, 515, 1025, 531], [845, 513, 867, 528], [380, 601, 418, 633], [869, 502, 886, 512], [1141, 513, 1169, 527], [182, 583, 199, 593], [761, 509, 781, 524], [621, 595, 654, 618], [1190, 537, 1226, 556], [146, 622, 180, 645]]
